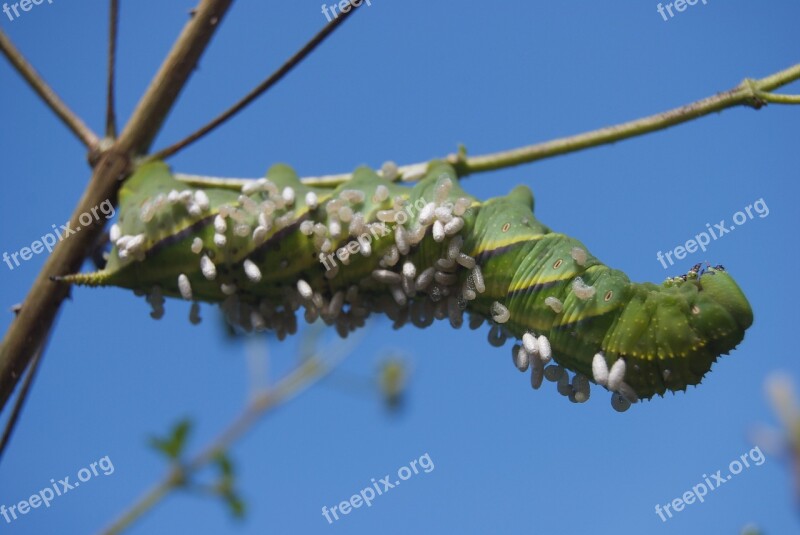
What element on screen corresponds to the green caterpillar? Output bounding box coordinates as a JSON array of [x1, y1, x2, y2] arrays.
[[62, 161, 753, 410]]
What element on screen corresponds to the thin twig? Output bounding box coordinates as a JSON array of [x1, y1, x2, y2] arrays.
[[115, 0, 234, 156], [0, 334, 48, 462], [0, 29, 100, 150], [105, 0, 120, 138], [174, 62, 800, 189], [0, 0, 235, 417], [758, 92, 800, 105], [99, 336, 355, 535], [176, 163, 432, 190], [459, 70, 800, 177], [100, 473, 179, 535], [148, 0, 364, 161]]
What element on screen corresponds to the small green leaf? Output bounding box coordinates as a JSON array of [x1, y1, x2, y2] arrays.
[[148, 418, 193, 461], [223, 490, 246, 519], [214, 452, 234, 479]]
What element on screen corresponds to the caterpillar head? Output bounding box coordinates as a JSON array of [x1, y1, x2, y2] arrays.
[[599, 266, 753, 399]]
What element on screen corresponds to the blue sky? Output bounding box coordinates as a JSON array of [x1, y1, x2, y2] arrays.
[[1, 1, 799, 534]]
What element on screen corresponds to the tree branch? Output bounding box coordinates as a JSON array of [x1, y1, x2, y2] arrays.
[[0, 0, 234, 417], [0, 29, 100, 150], [175, 62, 800, 188], [148, 0, 363, 162]]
